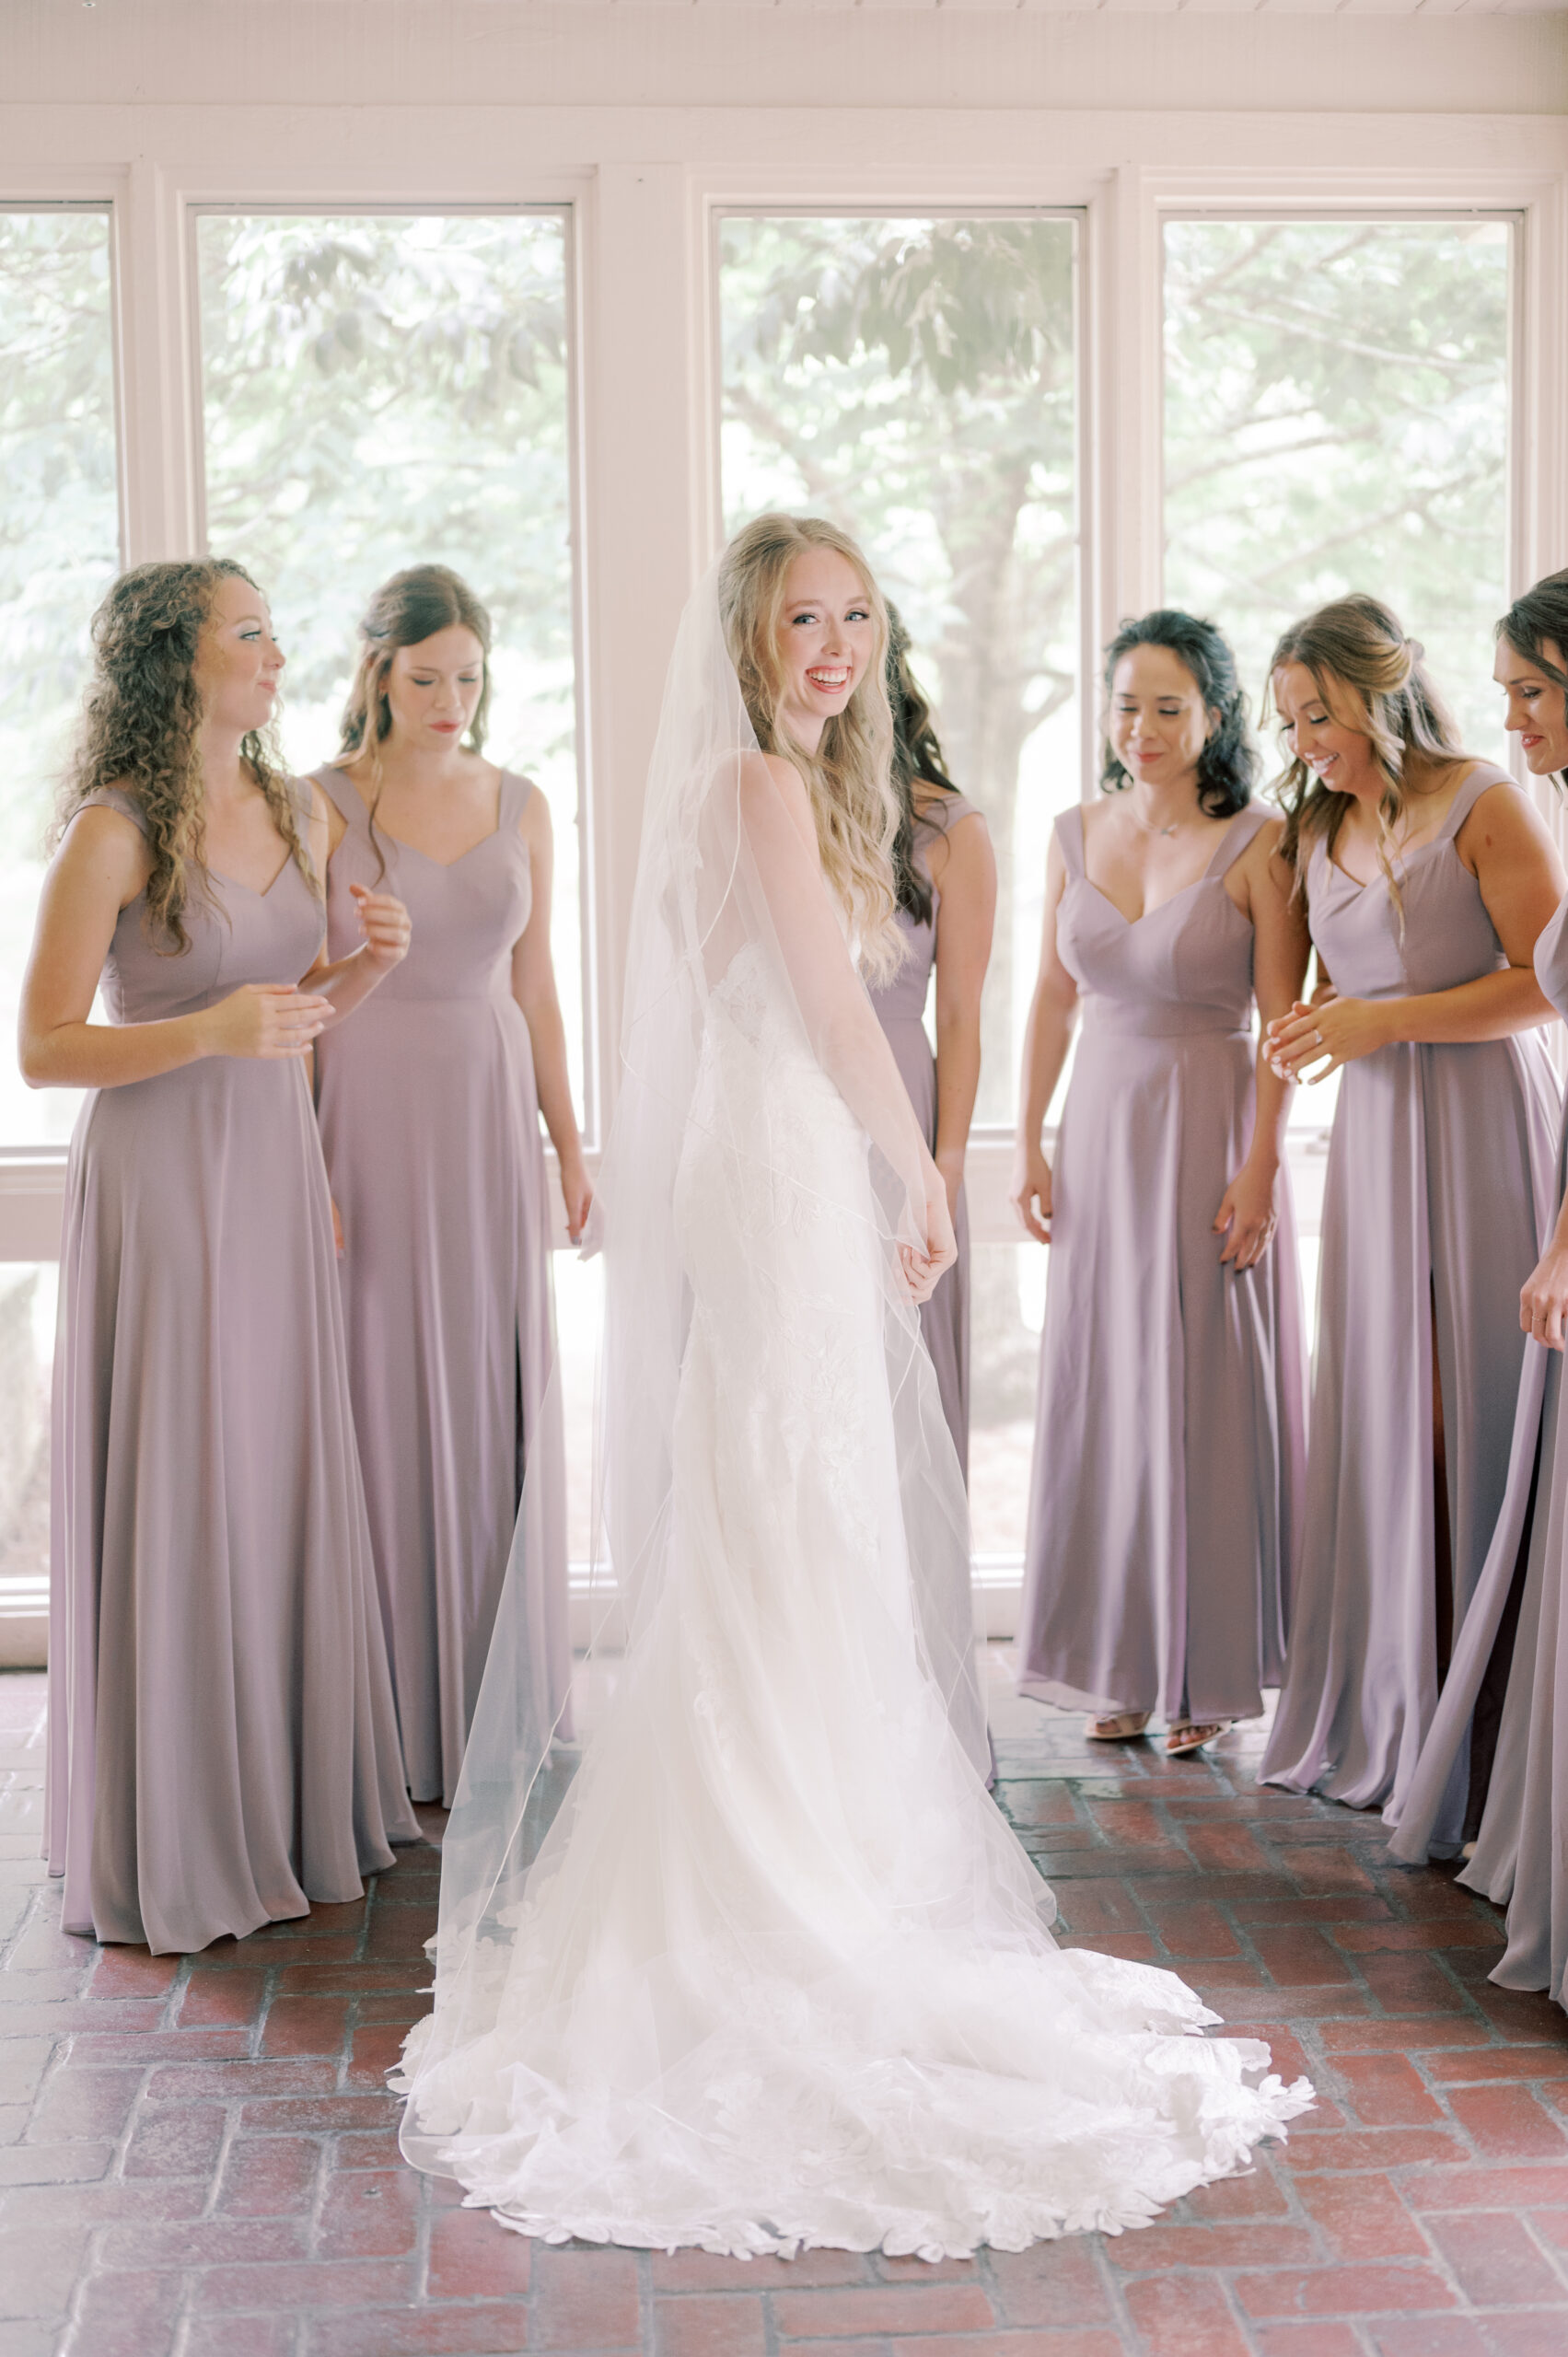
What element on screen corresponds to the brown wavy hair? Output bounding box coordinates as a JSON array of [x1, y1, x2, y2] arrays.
[[335, 563, 494, 883], [54, 558, 313, 954], [886, 603, 958, 928], [719, 513, 901, 982], [1266, 594, 1469, 900]]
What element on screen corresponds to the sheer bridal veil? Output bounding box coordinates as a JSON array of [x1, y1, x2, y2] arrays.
[[396, 555, 991, 2173]]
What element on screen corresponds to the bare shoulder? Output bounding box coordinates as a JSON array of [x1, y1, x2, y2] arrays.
[[58, 796, 147, 874], [740, 749, 815, 839], [1458, 772, 1553, 861]]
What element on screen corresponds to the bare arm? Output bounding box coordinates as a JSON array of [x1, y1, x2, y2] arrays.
[[738, 754, 952, 1294], [509, 791, 591, 1242], [1008, 829, 1079, 1244], [1270, 784, 1563, 1080], [19, 807, 331, 1089], [1214, 821, 1311, 1270], [928, 810, 997, 1222]]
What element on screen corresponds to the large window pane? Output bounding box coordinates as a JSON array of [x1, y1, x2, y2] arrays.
[[718, 214, 1081, 1133], [196, 211, 587, 1113], [1164, 218, 1512, 759], [719, 215, 1079, 1482], [0, 208, 121, 1150]]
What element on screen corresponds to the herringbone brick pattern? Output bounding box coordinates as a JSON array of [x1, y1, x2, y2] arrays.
[[4, 1659, 1567, 2355]]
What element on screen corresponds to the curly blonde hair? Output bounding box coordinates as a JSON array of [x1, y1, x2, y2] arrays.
[[1267, 594, 1469, 900], [55, 558, 314, 954], [336, 563, 494, 885], [719, 514, 901, 983]]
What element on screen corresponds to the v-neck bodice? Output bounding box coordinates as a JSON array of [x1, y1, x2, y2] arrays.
[[317, 764, 534, 1003], [81, 786, 325, 1020], [1305, 763, 1515, 1000], [1055, 801, 1266, 1039]]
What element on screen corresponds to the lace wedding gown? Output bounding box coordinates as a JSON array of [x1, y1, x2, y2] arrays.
[[394, 572, 1310, 2258]]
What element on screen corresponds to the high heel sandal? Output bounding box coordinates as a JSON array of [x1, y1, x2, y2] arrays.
[[1087, 1711, 1151, 1742], [1166, 1722, 1229, 1756]]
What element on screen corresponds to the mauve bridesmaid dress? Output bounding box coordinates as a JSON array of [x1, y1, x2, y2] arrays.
[[1388, 891, 1568, 2006], [1262, 764, 1561, 1818], [866, 791, 981, 1476], [313, 766, 569, 1810], [1016, 802, 1307, 1727], [45, 787, 417, 1955]]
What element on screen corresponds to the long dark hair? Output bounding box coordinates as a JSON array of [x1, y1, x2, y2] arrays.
[[54, 557, 314, 955], [337, 563, 494, 884], [1498, 569, 1568, 787], [1100, 609, 1258, 819], [886, 604, 958, 926]]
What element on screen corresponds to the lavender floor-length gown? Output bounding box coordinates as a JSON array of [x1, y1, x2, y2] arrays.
[[1388, 892, 1568, 2005], [314, 767, 568, 1810], [866, 792, 980, 1476], [1262, 766, 1560, 1818], [1016, 803, 1307, 1725], [45, 788, 416, 1955]]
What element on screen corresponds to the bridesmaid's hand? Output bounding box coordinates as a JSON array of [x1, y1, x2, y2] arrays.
[[1520, 1241, 1568, 1351], [350, 883, 412, 973], [201, 982, 333, 1061], [1266, 993, 1390, 1083], [899, 1172, 958, 1305], [1009, 1143, 1053, 1245], [558, 1150, 593, 1247], [1214, 1157, 1279, 1271]]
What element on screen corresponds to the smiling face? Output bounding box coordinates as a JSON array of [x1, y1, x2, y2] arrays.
[[1494, 635, 1568, 776], [380, 624, 486, 751], [1272, 658, 1381, 801], [1108, 644, 1213, 795], [772, 548, 876, 752], [191, 572, 285, 735]]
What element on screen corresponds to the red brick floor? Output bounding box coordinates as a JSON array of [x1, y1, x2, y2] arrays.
[[5, 1658, 1568, 2356]]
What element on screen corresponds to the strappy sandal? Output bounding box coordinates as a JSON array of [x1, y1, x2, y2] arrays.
[[1087, 1711, 1151, 1742], [1166, 1722, 1229, 1756]]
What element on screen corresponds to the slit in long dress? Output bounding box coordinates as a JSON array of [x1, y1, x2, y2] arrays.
[[1432, 1284, 1454, 1686]]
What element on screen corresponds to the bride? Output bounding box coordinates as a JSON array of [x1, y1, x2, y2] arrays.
[[394, 513, 1311, 2258]]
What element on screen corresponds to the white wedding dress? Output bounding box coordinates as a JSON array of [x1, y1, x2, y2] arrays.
[[394, 569, 1311, 2258]]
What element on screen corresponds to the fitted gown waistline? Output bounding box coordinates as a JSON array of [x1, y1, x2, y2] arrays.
[[1080, 1002, 1253, 1042]]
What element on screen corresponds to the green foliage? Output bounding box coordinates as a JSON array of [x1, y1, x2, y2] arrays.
[[198, 211, 575, 748], [0, 209, 120, 859], [721, 212, 1082, 1151], [1164, 219, 1511, 753]]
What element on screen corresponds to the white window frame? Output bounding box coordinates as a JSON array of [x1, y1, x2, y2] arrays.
[[1, 113, 1565, 1262]]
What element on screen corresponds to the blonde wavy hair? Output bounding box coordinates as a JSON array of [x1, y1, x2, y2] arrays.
[[718, 513, 902, 984], [336, 563, 494, 884], [1267, 594, 1469, 904], [54, 558, 314, 955]]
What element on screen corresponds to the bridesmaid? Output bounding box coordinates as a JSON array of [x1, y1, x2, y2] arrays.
[[867, 609, 996, 1477], [1389, 569, 1568, 2009], [25, 558, 418, 1954], [1011, 610, 1308, 1755], [314, 564, 590, 1809], [1261, 594, 1563, 1820]]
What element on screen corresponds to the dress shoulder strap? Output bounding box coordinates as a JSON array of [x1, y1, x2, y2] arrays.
[[1204, 801, 1273, 881], [917, 785, 981, 837], [1054, 804, 1086, 878], [1438, 761, 1516, 843], [76, 786, 148, 837], [500, 770, 537, 832], [312, 763, 366, 831]]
